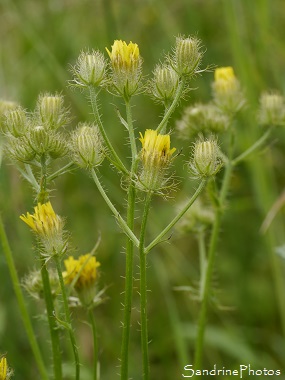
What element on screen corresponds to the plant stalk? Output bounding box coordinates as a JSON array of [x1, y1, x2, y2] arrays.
[[89, 309, 98, 380], [54, 255, 80, 380], [145, 179, 207, 253], [139, 192, 152, 380], [194, 162, 233, 370]]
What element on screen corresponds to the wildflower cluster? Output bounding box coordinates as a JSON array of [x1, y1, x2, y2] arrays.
[[1, 34, 281, 380]]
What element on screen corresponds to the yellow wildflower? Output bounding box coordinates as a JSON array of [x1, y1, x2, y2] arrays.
[[138, 129, 176, 192], [214, 66, 238, 94], [214, 66, 235, 81], [0, 357, 7, 380], [139, 129, 176, 168], [20, 202, 62, 237], [63, 254, 100, 289], [106, 40, 140, 70], [106, 40, 142, 98], [212, 66, 245, 113]]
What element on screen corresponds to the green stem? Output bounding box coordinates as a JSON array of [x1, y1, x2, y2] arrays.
[[197, 231, 207, 301], [194, 162, 233, 370], [54, 255, 80, 380], [0, 216, 49, 380], [156, 76, 186, 134], [40, 258, 63, 380], [139, 192, 152, 380], [36, 156, 63, 379], [90, 169, 139, 247], [88, 86, 128, 175], [232, 128, 272, 166], [121, 97, 139, 380], [124, 98, 137, 160], [120, 183, 136, 380], [88, 309, 98, 380], [145, 179, 207, 254], [47, 162, 77, 182]]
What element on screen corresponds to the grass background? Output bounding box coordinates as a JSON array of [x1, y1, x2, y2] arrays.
[[1, 0, 285, 378]]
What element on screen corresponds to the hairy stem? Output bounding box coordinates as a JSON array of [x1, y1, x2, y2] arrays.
[[88, 86, 128, 174], [194, 162, 233, 370], [88, 309, 98, 380], [40, 258, 63, 380], [54, 255, 80, 380], [156, 76, 186, 134], [145, 179, 207, 254], [139, 192, 152, 380]]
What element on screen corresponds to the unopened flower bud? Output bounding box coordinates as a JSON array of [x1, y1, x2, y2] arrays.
[[23, 269, 59, 300], [176, 103, 230, 139], [212, 67, 245, 113], [5, 136, 36, 163], [71, 50, 107, 87], [190, 139, 222, 178], [172, 36, 203, 77], [70, 124, 104, 169], [36, 93, 70, 130], [258, 91, 285, 127], [150, 64, 179, 104], [138, 129, 176, 192], [3, 106, 28, 137], [106, 40, 142, 98], [29, 126, 52, 155], [0, 100, 18, 132]]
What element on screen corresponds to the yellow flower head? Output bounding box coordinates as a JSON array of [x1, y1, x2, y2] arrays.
[[20, 202, 62, 237], [214, 66, 238, 94], [106, 40, 140, 70], [214, 66, 235, 82], [139, 129, 176, 167], [0, 357, 7, 380], [138, 129, 176, 192], [212, 66, 245, 112], [63, 254, 100, 290]]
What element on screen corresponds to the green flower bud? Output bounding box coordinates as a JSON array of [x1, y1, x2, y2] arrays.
[[258, 91, 285, 127], [176, 103, 230, 139], [28, 126, 67, 158], [0, 100, 18, 132], [172, 36, 203, 76], [70, 124, 104, 169], [36, 93, 70, 130], [48, 134, 69, 159], [5, 136, 36, 163], [29, 126, 52, 155], [23, 268, 59, 300], [0, 100, 18, 116], [71, 50, 107, 87], [3, 106, 28, 137], [150, 64, 179, 104], [190, 138, 222, 178]]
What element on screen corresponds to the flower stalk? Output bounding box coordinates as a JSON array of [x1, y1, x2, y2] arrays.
[[139, 192, 152, 380]]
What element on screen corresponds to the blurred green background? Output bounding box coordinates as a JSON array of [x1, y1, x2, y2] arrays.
[[1, 0, 285, 378]]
